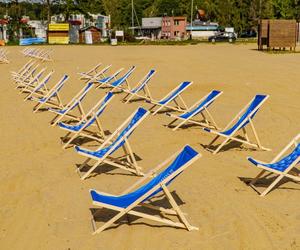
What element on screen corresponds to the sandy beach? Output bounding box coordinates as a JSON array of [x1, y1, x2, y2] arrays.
[[0, 44, 299, 250]]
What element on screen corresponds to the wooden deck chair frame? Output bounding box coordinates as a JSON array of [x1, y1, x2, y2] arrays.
[[100, 66, 136, 92], [95, 68, 124, 89], [0, 49, 9, 64], [18, 67, 47, 93], [167, 90, 223, 131], [122, 70, 156, 104], [76, 108, 150, 179], [79, 62, 102, 80], [50, 82, 94, 126], [60, 93, 114, 149], [14, 63, 40, 87], [90, 146, 201, 234], [205, 95, 270, 154], [24, 70, 55, 100], [149, 81, 192, 115], [26, 48, 40, 58], [84, 65, 112, 83], [248, 134, 300, 196], [36, 49, 53, 62], [32, 75, 69, 113]]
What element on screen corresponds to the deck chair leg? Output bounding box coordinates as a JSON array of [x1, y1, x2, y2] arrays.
[[167, 118, 178, 127], [178, 95, 188, 110], [207, 135, 220, 149], [249, 170, 266, 185], [81, 159, 104, 180], [124, 94, 134, 104], [124, 139, 142, 175], [242, 127, 250, 142], [204, 108, 219, 129], [93, 210, 127, 234], [173, 119, 188, 131], [33, 103, 44, 113], [122, 93, 130, 102], [260, 174, 285, 196], [77, 158, 92, 171], [63, 132, 80, 149], [162, 185, 197, 231], [152, 104, 165, 115], [213, 137, 230, 154], [199, 112, 209, 126], [96, 117, 105, 138], [249, 119, 263, 149], [50, 114, 59, 125]]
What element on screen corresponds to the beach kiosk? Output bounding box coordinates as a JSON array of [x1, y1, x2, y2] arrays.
[[48, 23, 69, 44]]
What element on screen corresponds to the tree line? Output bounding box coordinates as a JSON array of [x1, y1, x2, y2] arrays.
[[0, 0, 299, 34]]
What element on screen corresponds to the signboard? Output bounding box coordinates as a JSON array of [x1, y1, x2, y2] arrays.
[[48, 23, 69, 31], [116, 30, 124, 37]]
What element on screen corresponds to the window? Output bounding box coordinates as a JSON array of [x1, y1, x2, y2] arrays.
[[174, 20, 179, 26]]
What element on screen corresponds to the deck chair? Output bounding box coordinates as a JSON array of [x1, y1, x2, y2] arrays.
[[36, 49, 53, 62], [122, 69, 156, 103], [95, 68, 124, 88], [30, 74, 69, 112], [79, 63, 102, 80], [203, 94, 270, 154], [18, 67, 47, 93], [81, 65, 112, 83], [14, 63, 40, 87], [149, 81, 192, 115], [89, 145, 200, 234], [247, 134, 300, 196], [167, 90, 223, 131], [58, 92, 114, 149], [0, 49, 9, 63], [100, 66, 136, 92], [75, 107, 150, 179], [24, 70, 55, 100], [49, 82, 95, 126]]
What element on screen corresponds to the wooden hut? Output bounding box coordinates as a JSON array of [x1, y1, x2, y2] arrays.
[[79, 26, 102, 44], [258, 19, 297, 51], [48, 23, 69, 44]]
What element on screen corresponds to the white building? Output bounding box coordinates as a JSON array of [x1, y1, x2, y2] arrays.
[[28, 20, 47, 38]]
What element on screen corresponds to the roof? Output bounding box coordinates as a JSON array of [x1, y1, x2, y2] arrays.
[[79, 26, 101, 32], [186, 25, 219, 31]]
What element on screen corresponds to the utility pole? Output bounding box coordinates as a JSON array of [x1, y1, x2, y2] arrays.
[[131, 0, 134, 35], [259, 0, 262, 21], [190, 0, 194, 24], [190, 0, 194, 40]]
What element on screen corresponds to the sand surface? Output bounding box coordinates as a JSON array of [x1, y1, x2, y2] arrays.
[[0, 44, 299, 250]]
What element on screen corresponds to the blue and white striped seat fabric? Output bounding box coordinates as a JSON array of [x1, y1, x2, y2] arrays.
[[158, 81, 191, 105], [248, 144, 300, 172], [90, 145, 199, 208], [179, 90, 221, 119], [75, 107, 148, 158], [204, 95, 267, 134], [49, 82, 93, 115], [58, 92, 113, 132]]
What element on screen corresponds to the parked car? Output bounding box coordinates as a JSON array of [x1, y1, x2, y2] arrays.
[[208, 32, 237, 43], [240, 30, 257, 38]]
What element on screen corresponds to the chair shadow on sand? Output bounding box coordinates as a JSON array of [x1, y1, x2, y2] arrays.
[[166, 121, 206, 131], [60, 129, 112, 149], [89, 191, 186, 231], [238, 171, 300, 195], [75, 153, 143, 179], [200, 135, 258, 153]]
